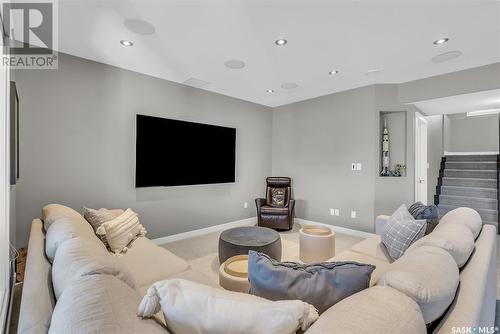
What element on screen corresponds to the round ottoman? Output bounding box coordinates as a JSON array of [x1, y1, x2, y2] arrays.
[[218, 255, 250, 293], [218, 226, 281, 263], [299, 225, 335, 263]]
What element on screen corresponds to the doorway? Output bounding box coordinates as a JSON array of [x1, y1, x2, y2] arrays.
[[415, 113, 428, 204]]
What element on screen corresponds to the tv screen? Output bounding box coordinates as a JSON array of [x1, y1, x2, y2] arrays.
[[136, 115, 236, 187]]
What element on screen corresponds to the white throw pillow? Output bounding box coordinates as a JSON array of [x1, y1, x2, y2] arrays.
[[96, 208, 146, 254], [45, 217, 105, 262], [137, 279, 319, 334], [438, 207, 482, 239], [407, 221, 475, 268], [52, 237, 136, 299], [377, 246, 459, 324]]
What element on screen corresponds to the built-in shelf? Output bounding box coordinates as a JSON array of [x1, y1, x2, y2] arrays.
[[379, 111, 407, 177]]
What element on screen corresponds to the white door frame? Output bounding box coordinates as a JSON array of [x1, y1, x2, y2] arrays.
[[415, 113, 428, 204]]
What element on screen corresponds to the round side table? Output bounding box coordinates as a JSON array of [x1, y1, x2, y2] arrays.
[[218, 255, 250, 293], [299, 225, 335, 263]]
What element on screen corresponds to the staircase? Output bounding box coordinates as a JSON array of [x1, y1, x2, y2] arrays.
[[435, 154, 499, 229]]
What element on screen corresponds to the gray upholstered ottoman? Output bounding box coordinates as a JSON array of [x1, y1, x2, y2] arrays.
[[218, 226, 281, 263]]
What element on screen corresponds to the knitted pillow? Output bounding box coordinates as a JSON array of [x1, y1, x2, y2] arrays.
[[83, 207, 118, 248]]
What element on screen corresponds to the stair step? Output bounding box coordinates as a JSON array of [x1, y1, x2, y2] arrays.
[[444, 161, 497, 170], [442, 177, 497, 188], [440, 186, 498, 199], [445, 155, 498, 162], [438, 205, 498, 222], [443, 169, 497, 179], [439, 195, 498, 210]]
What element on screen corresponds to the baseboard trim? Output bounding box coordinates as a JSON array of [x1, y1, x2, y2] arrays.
[[295, 218, 375, 238], [152, 216, 374, 245], [152, 217, 257, 245]]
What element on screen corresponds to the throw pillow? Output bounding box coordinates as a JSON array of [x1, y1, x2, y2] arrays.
[[83, 207, 118, 248], [381, 204, 426, 260], [137, 278, 319, 334], [408, 202, 440, 234], [95, 208, 146, 254], [270, 188, 286, 206], [247, 251, 375, 314]]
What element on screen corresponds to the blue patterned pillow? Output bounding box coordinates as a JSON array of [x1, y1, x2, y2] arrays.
[[408, 202, 440, 234], [381, 204, 426, 260]]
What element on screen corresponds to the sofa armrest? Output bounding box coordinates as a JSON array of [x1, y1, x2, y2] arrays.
[[375, 215, 391, 235]]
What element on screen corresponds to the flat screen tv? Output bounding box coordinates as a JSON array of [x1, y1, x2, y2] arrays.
[[136, 114, 236, 187]]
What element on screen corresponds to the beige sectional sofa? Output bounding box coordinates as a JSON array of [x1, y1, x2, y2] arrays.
[[18, 205, 496, 334]]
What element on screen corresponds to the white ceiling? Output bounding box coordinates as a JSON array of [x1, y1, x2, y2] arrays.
[[51, 1, 500, 107], [413, 89, 500, 116]]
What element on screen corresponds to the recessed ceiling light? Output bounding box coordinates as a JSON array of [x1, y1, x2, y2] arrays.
[[433, 38, 449, 45], [266, 89, 275, 93], [120, 40, 133, 47], [224, 60, 246, 69], [275, 39, 287, 46], [431, 51, 462, 63], [328, 70, 339, 75], [281, 83, 298, 90]]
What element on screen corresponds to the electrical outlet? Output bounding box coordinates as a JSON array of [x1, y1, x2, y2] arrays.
[[330, 208, 335, 216], [335, 209, 340, 216], [351, 210, 356, 218], [244, 202, 248, 209]]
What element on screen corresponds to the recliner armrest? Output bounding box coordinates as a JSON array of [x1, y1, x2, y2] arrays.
[[288, 199, 295, 215], [255, 198, 266, 211]]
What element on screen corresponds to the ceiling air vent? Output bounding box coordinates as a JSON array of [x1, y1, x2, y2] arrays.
[[183, 77, 209, 88]]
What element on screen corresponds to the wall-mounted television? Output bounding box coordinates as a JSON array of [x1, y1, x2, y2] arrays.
[[135, 114, 236, 187]]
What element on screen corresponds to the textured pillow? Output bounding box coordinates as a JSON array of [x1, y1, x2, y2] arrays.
[[138, 278, 319, 334], [45, 217, 105, 262], [42, 203, 88, 232], [50, 275, 166, 334], [377, 246, 459, 324], [407, 221, 475, 268], [408, 202, 440, 234], [247, 251, 375, 314], [83, 207, 121, 248], [381, 204, 426, 260], [95, 208, 146, 254], [52, 237, 136, 299], [305, 286, 426, 334], [438, 207, 482, 239]]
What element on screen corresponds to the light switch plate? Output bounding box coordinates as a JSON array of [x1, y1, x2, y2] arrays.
[[351, 210, 356, 218], [356, 163, 362, 171], [351, 163, 357, 171], [330, 208, 335, 216], [335, 209, 340, 216], [244, 202, 248, 209]]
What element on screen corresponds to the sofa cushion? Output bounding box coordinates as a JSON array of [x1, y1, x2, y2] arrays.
[[377, 246, 459, 324], [138, 278, 319, 334], [407, 221, 475, 268], [116, 237, 190, 287], [438, 207, 482, 239], [304, 286, 426, 334], [381, 204, 427, 260], [52, 237, 136, 299], [42, 203, 88, 232], [350, 235, 393, 263], [330, 249, 391, 286], [248, 251, 374, 314], [50, 274, 168, 334], [45, 217, 105, 262]]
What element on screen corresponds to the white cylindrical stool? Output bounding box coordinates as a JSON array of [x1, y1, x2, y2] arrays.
[[218, 255, 250, 293], [299, 225, 335, 263]]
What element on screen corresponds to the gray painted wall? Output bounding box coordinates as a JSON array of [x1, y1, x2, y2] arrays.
[[14, 53, 272, 247], [447, 113, 499, 152]]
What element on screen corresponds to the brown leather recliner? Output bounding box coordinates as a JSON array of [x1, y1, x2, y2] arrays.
[[255, 177, 295, 231]]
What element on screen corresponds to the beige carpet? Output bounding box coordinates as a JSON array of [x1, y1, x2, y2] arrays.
[[161, 223, 364, 286]]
